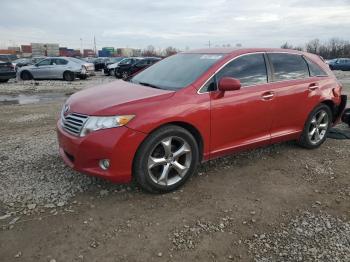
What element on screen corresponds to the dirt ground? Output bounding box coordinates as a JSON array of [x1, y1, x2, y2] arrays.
[[0, 72, 349, 262]]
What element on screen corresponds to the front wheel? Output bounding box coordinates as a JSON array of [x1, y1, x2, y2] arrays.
[[133, 125, 199, 193], [297, 104, 332, 149]]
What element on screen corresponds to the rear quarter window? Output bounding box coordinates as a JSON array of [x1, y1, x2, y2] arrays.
[[268, 53, 309, 81], [304, 57, 328, 77]]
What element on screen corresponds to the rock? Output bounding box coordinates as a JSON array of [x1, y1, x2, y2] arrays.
[[27, 203, 36, 210], [157, 252, 163, 257], [0, 214, 11, 220], [56, 202, 65, 207], [44, 204, 56, 208], [99, 189, 109, 196], [14, 251, 22, 258]]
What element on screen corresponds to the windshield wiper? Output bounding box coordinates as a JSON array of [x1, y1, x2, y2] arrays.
[[139, 82, 162, 89]]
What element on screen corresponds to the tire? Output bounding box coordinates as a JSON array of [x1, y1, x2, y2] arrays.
[[121, 71, 129, 80], [133, 125, 199, 193], [297, 104, 332, 149], [114, 69, 120, 78], [63, 71, 75, 81], [0, 79, 9, 83], [21, 71, 33, 80], [104, 69, 110, 76]]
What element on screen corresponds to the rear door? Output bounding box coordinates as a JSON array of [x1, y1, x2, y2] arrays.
[[51, 58, 69, 79], [266, 53, 323, 143], [210, 53, 274, 158]]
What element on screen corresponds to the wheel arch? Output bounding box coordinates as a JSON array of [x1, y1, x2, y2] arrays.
[[133, 121, 205, 165], [20, 70, 32, 79], [320, 99, 336, 122]]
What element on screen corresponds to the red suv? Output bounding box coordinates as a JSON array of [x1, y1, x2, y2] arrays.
[[57, 48, 346, 193]]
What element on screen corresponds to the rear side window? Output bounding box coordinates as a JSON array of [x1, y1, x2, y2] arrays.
[[53, 59, 68, 65], [305, 58, 328, 77], [268, 53, 309, 81], [216, 53, 268, 87]]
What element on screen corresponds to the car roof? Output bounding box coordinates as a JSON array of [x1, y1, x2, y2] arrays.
[[183, 48, 306, 56]]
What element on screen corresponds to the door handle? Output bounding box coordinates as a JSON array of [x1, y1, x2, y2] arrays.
[[308, 83, 319, 91], [262, 91, 274, 100]]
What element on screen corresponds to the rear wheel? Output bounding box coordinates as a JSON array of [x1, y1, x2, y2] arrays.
[[63, 71, 75, 81], [133, 125, 199, 193], [297, 104, 332, 149], [21, 71, 33, 80], [0, 79, 9, 83]]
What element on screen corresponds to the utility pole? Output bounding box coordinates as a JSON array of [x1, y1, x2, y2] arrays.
[[80, 38, 83, 56], [93, 36, 97, 56]]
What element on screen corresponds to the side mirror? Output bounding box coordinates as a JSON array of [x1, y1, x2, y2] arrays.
[[218, 77, 241, 92]]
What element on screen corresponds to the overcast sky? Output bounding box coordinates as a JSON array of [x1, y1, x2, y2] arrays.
[[0, 0, 349, 50]]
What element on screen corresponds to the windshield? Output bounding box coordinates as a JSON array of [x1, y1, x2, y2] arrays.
[[131, 53, 224, 90]]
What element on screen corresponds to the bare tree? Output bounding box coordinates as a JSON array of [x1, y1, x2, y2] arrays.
[[164, 46, 177, 57], [142, 45, 157, 56]]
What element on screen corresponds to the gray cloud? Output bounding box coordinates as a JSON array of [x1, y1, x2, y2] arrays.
[[0, 0, 349, 50]]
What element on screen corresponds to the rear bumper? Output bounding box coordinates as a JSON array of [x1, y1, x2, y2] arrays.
[[57, 121, 147, 183], [0, 71, 16, 80], [334, 95, 347, 123]]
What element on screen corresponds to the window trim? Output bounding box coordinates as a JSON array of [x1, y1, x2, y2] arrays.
[[266, 52, 310, 82], [198, 52, 267, 94], [302, 56, 329, 78], [197, 51, 330, 94]]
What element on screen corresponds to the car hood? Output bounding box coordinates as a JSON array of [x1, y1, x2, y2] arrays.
[[66, 80, 175, 116]]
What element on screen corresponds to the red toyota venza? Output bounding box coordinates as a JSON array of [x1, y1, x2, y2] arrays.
[[57, 48, 347, 193]]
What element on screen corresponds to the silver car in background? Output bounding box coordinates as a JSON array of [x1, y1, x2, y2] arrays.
[[17, 57, 94, 81]]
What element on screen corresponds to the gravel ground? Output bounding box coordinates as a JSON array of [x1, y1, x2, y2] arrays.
[[0, 71, 115, 95], [247, 212, 350, 262]]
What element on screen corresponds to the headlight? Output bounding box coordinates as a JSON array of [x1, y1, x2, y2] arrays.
[[80, 115, 135, 137]]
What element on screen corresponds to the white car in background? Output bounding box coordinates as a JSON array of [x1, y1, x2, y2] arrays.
[[17, 57, 95, 81]]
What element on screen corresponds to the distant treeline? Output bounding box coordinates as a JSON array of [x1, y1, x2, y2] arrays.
[[281, 38, 350, 59]]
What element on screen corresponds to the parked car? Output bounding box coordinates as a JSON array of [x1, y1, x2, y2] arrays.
[[103, 57, 125, 75], [12, 58, 33, 70], [18, 57, 92, 81], [115, 57, 161, 79], [57, 48, 346, 193], [328, 58, 350, 71], [93, 57, 110, 71], [0, 59, 16, 82], [0, 54, 17, 62]]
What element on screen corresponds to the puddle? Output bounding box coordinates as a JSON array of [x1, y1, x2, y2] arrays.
[[0, 93, 69, 105]]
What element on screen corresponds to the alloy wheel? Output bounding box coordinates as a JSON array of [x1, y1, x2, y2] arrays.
[[147, 136, 192, 186], [308, 109, 329, 144]]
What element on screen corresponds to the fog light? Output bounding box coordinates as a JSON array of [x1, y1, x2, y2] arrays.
[[99, 159, 110, 170]]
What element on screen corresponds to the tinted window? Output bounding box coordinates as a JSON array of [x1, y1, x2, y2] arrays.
[[216, 54, 268, 87], [53, 59, 68, 65], [131, 53, 223, 90], [305, 58, 328, 77], [269, 53, 309, 81]]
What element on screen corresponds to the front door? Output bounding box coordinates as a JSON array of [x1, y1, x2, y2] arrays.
[[210, 53, 274, 159]]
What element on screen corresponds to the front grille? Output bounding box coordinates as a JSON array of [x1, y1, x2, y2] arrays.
[[61, 113, 88, 136]]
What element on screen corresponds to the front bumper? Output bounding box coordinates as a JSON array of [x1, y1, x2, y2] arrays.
[[57, 121, 147, 183], [334, 95, 347, 123]]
